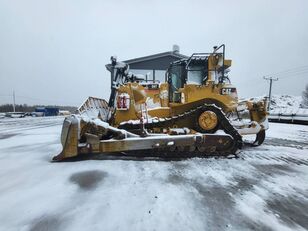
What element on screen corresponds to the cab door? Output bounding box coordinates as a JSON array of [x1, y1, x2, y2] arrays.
[[168, 64, 186, 103]]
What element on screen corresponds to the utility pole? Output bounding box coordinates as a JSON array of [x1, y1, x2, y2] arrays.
[[263, 76, 278, 111], [13, 90, 16, 112]]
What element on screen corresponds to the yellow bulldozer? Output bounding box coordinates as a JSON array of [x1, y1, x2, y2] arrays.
[[53, 45, 268, 161]]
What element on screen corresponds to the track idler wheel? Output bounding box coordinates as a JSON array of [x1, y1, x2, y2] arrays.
[[196, 110, 219, 133]]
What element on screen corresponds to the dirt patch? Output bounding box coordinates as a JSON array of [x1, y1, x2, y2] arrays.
[[29, 215, 62, 231], [166, 161, 193, 185], [253, 164, 296, 177], [166, 171, 273, 230], [171, 162, 190, 171], [266, 195, 308, 229], [69, 170, 107, 190], [192, 182, 274, 230], [194, 183, 235, 209], [230, 176, 259, 193], [263, 138, 308, 149], [167, 173, 185, 185], [0, 133, 18, 139]]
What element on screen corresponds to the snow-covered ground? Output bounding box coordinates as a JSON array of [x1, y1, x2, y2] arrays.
[[270, 95, 303, 110], [249, 94, 304, 111], [269, 95, 308, 123], [0, 117, 307, 231], [249, 95, 308, 123]]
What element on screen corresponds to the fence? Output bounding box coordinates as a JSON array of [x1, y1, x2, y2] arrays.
[[269, 108, 308, 125]]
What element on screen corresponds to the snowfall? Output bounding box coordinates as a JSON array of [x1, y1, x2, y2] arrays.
[[0, 116, 307, 231]]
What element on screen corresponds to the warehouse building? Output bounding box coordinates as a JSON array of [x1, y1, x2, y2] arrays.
[[123, 45, 188, 83], [35, 107, 59, 116]]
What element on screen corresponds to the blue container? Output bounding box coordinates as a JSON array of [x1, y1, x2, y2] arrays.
[[35, 107, 59, 116]]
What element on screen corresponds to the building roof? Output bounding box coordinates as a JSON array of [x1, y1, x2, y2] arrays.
[[123, 51, 188, 64]]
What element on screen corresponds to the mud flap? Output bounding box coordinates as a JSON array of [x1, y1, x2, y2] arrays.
[[253, 130, 266, 146]]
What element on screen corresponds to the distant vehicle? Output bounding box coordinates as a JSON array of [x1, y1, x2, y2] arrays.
[[31, 112, 44, 117], [6, 112, 25, 118], [59, 110, 71, 116], [35, 107, 59, 116], [0, 113, 5, 119], [24, 112, 33, 117]]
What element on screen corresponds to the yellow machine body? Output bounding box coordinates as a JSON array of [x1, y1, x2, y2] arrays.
[[53, 45, 268, 161], [113, 81, 240, 126]]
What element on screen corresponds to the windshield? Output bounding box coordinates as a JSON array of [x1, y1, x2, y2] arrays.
[[187, 64, 207, 85]]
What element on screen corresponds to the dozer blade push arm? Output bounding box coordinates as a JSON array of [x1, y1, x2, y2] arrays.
[[53, 115, 236, 161]]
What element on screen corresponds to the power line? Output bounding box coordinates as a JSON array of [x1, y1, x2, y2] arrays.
[[241, 65, 308, 87], [263, 76, 278, 111], [276, 70, 308, 79], [13, 90, 16, 112], [264, 65, 308, 78]]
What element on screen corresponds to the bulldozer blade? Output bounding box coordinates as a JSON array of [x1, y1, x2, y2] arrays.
[[53, 115, 238, 161], [78, 96, 110, 121], [53, 116, 79, 161]]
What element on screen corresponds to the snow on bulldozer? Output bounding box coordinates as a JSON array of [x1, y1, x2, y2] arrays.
[[53, 44, 268, 161]]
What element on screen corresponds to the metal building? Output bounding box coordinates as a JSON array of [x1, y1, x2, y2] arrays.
[[123, 45, 188, 83], [35, 107, 59, 116]]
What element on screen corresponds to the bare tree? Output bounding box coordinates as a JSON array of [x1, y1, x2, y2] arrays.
[[302, 84, 308, 108]]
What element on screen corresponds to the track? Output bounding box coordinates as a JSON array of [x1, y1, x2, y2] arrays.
[[119, 104, 243, 157]]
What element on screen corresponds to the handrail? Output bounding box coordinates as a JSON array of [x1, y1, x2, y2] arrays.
[[184, 44, 226, 83]]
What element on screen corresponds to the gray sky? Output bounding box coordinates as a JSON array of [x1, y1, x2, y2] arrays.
[[1, 0, 308, 106]]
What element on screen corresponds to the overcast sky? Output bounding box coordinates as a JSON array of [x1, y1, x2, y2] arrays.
[[1, 0, 308, 106]]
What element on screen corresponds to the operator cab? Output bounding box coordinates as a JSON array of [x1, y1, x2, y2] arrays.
[[167, 57, 210, 103], [167, 49, 234, 103]]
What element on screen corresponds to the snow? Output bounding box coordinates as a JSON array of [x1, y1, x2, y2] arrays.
[[0, 117, 308, 231], [146, 98, 161, 109], [266, 122, 308, 142], [247, 94, 304, 112], [248, 94, 308, 122], [269, 95, 308, 121], [270, 95, 302, 110]]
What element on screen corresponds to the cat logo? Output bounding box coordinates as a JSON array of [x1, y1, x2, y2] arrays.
[[221, 88, 232, 95]]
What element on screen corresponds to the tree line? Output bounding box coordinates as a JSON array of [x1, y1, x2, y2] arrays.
[[0, 104, 77, 113], [303, 84, 308, 108]]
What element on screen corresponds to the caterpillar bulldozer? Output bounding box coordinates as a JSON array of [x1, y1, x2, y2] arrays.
[[53, 44, 268, 161]]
